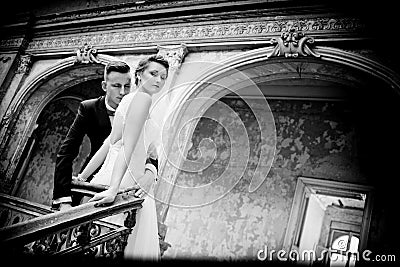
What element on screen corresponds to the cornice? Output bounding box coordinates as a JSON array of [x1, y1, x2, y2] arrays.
[[28, 0, 309, 30], [0, 38, 26, 51], [33, 0, 244, 25], [11, 16, 364, 55], [27, 4, 335, 37]]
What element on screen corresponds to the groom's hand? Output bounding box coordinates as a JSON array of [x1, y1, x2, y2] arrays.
[[59, 203, 73, 211]]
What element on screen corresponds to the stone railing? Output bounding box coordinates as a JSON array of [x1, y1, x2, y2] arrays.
[[0, 181, 143, 258]]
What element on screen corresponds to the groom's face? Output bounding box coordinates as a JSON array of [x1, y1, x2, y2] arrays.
[[102, 71, 132, 109]]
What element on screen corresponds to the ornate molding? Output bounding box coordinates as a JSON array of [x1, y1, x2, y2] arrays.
[[22, 17, 363, 53], [74, 44, 100, 64], [0, 109, 13, 138], [16, 55, 33, 74], [34, 0, 212, 25], [35, 0, 211, 25], [268, 28, 320, 58], [157, 43, 188, 70], [0, 38, 26, 51]]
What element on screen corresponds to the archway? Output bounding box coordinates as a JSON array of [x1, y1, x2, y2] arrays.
[[0, 54, 123, 203], [156, 46, 400, 258]]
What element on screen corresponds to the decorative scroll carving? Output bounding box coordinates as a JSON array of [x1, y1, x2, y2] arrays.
[[0, 110, 12, 134], [74, 44, 100, 64], [124, 209, 137, 228], [16, 55, 33, 74], [104, 235, 128, 258], [19, 220, 130, 257], [22, 17, 363, 52], [157, 43, 188, 70], [76, 222, 93, 245], [268, 28, 320, 58], [0, 190, 142, 258], [0, 56, 11, 63]]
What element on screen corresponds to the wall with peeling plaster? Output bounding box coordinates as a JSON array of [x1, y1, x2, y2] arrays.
[[163, 98, 365, 259], [12, 79, 103, 205]]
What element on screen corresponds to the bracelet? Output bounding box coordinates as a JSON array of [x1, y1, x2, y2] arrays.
[[77, 174, 87, 182], [145, 164, 158, 181]]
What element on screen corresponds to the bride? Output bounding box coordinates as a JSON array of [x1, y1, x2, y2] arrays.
[[77, 55, 169, 260]]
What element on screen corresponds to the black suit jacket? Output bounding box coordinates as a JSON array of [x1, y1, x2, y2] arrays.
[[53, 96, 111, 200], [53, 96, 158, 201]]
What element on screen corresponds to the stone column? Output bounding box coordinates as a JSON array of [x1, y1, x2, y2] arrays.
[[0, 54, 33, 193], [156, 43, 188, 102], [0, 54, 18, 94], [153, 43, 188, 255], [0, 36, 31, 120], [0, 54, 33, 142]]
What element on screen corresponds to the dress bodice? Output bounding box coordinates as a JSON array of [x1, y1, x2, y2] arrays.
[[91, 91, 160, 190]]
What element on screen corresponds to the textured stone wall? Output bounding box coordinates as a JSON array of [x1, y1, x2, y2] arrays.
[[13, 79, 103, 205], [14, 98, 79, 205], [0, 53, 17, 102], [163, 97, 364, 259], [0, 63, 103, 191]]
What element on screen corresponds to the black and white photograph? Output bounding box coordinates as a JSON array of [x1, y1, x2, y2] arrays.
[[0, 0, 399, 266]]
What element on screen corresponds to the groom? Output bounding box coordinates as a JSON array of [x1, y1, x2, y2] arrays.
[[52, 60, 158, 211]]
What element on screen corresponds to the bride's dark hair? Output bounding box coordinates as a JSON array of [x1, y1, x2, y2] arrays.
[[134, 55, 169, 86]]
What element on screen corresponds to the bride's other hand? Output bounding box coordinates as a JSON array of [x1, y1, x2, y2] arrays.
[[135, 188, 146, 198], [134, 170, 155, 198], [88, 188, 118, 207], [73, 173, 86, 182]]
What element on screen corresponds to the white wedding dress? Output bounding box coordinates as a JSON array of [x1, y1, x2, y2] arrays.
[[89, 91, 160, 260]]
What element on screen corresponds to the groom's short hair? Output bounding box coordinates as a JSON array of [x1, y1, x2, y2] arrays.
[[104, 61, 131, 81]]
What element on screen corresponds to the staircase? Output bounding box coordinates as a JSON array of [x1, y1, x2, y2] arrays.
[[0, 180, 143, 258]]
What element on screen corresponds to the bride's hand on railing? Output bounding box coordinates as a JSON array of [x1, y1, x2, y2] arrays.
[[76, 173, 87, 182], [88, 188, 118, 207], [73, 173, 87, 182]]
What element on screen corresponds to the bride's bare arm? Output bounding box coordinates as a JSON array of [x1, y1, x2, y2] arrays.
[[88, 92, 152, 205], [78, 111, 124, 180], [78, 137, 109, 181]]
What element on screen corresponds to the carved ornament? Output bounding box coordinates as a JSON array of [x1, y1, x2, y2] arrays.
[[268, 28, 320, 58], [74, 44, 100, 64], [157, 43, 188, 70], [16, 55, 33, 74], [0, 110, 12, 132], [0, 56, 11, 63]]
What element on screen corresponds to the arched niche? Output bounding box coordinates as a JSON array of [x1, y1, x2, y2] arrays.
[[168, 46, 400, 130], [155, 45, 400, 225], [0, 54, 122, 198]]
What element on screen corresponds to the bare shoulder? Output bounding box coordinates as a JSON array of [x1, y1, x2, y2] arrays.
[[120, 91, 150, 107], [134, 91, 152, 101]]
